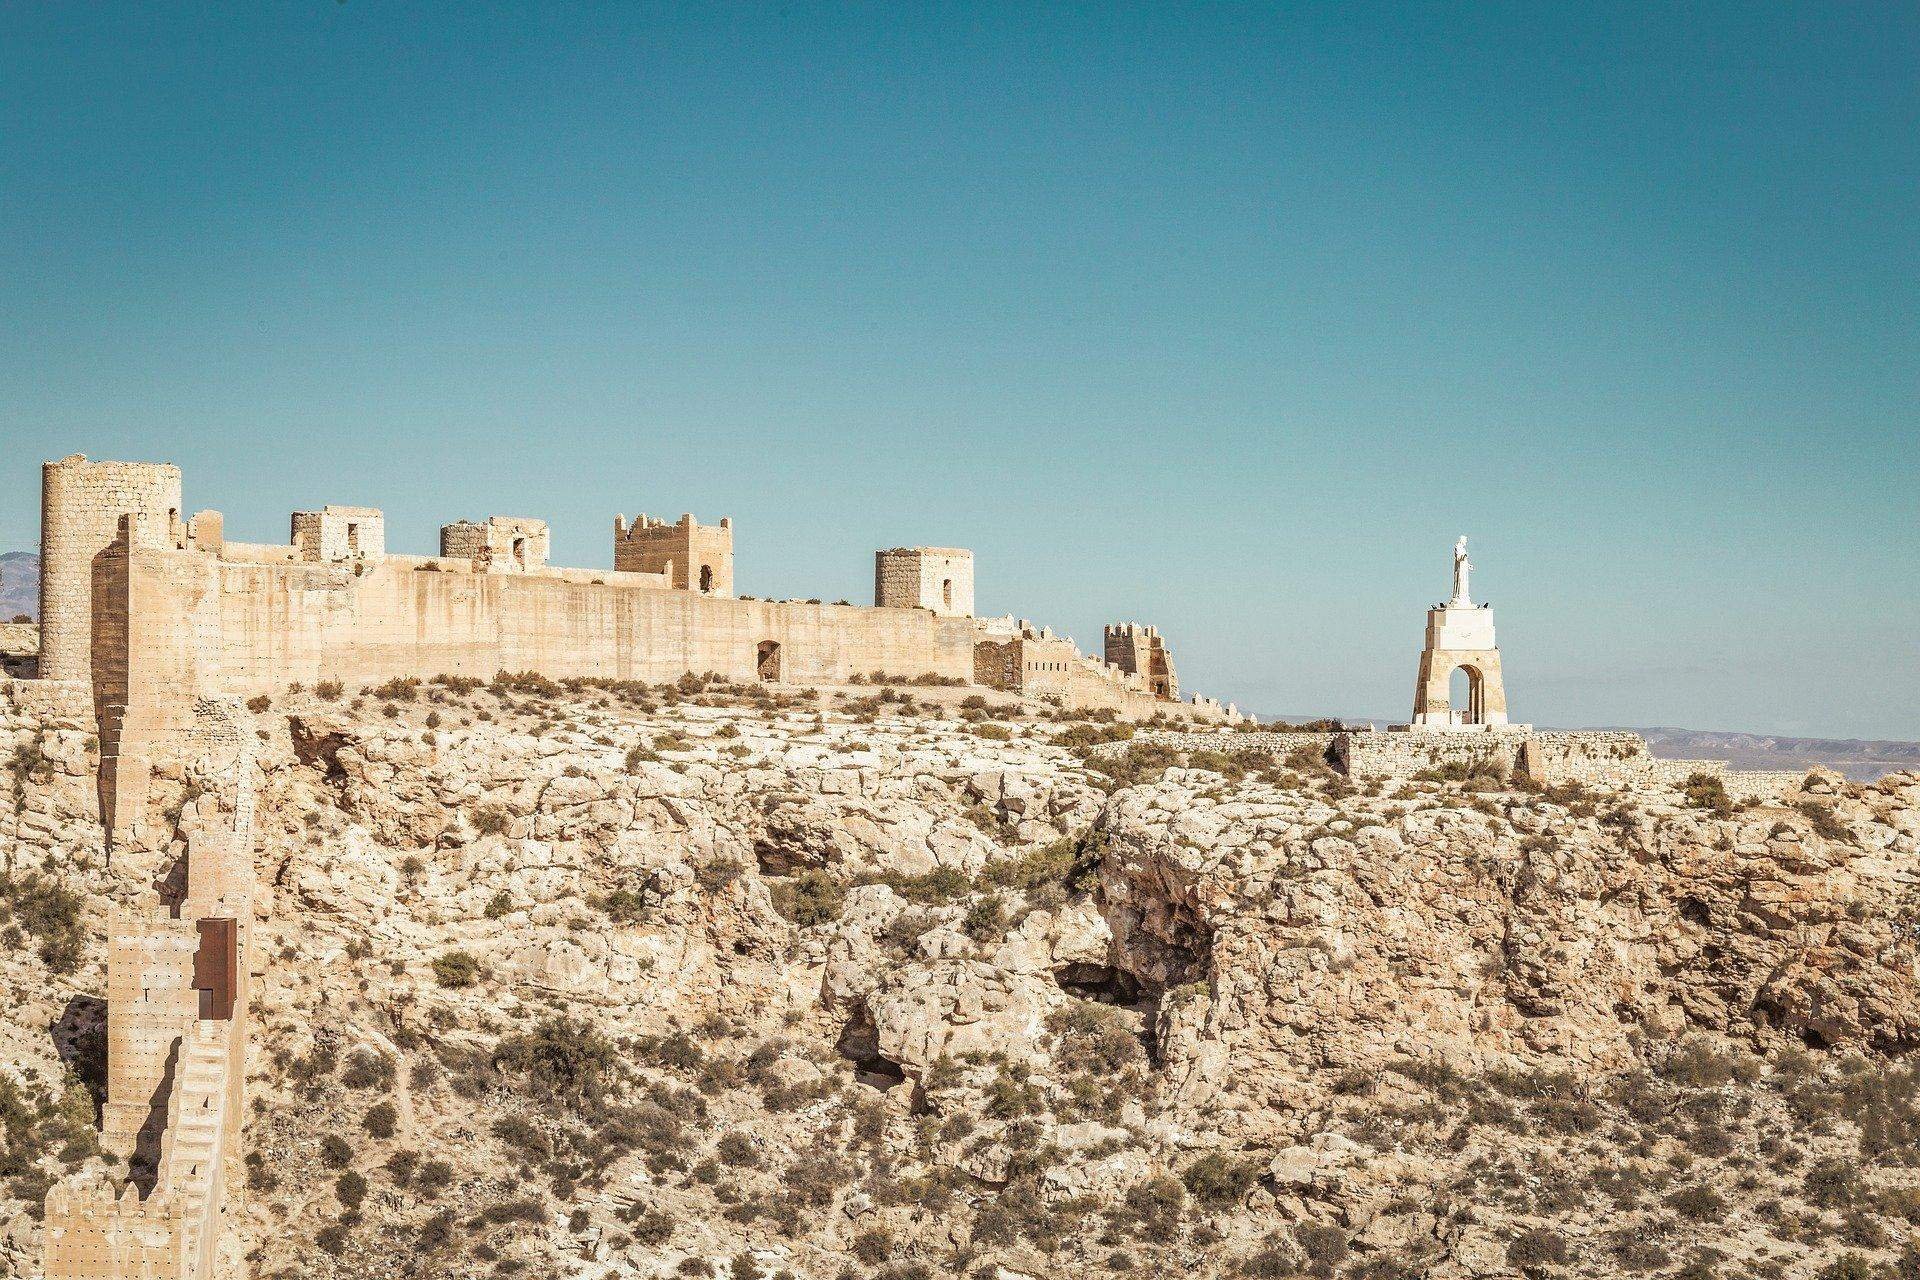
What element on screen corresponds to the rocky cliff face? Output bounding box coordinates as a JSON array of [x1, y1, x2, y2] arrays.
[[2, 675, 1918, 1280]]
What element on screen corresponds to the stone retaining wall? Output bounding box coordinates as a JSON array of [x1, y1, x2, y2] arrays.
[[1101, 724, 1811, 800]]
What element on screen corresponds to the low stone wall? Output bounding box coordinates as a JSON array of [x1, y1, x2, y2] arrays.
[[1722, 770, 1809, 803], [1092, 729, 1338, 758], [1340, 731, 1527, 780], [1098, 724, 1813, 801], [0, 622, 37, 677]]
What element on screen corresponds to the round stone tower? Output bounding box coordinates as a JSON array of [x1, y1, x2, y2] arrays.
[[38, 455, 181, 682]]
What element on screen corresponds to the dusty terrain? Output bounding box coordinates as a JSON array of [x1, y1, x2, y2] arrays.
[[3, 674, 1919, 1280]]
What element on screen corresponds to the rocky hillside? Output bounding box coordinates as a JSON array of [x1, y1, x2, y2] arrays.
[[3, 675, 1919, 1280]]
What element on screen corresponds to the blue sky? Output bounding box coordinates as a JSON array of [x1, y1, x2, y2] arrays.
[[2, 3, 1914, 737]]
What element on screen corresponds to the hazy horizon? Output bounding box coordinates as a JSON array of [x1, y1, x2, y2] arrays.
[[3, 5, 1914, 738]]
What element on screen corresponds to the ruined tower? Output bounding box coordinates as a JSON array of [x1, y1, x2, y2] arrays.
[[39, 456, 181, 683], [1104, 623, 1178, 700], [1409, 536, 1511, 729], [441, 516, 550, 572], [874, 547, 973, 617], [614, 513, 734, 596], [290, 505, 384, 563]]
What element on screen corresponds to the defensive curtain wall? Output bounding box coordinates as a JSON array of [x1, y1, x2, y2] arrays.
[[18, 452, 1236, 1279], [34, 456, 1231, 844]]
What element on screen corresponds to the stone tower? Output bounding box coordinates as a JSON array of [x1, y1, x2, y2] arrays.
[[39, 456, 182, 683], [1104, 623, 1178, 700], [614, 513, 734, 596], [441, 516, 550, 572], [874, 547, 973, 617], [1409, 536, 1511, 729]]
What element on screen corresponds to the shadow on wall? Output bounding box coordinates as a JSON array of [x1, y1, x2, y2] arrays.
[[54, 994, 108, 1116], [128, 1039, 179, 1195]]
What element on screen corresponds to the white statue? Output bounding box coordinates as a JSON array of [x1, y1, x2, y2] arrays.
[[1450, 536, 1472, 606]]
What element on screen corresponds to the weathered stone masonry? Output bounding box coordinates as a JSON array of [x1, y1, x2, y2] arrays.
[[40, 456, 1232, 846]]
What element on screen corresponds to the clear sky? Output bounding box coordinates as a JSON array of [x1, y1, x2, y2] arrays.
[[2, 4, 1914, 737]]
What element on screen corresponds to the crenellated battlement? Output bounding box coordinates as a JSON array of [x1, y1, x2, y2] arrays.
[[614, 511, 735, 595]]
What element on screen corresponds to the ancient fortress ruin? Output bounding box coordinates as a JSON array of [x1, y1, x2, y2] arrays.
[[12, 461, 1815, 1280], [12, 451, 1253, 1279], [33, 454, 1238, 846]]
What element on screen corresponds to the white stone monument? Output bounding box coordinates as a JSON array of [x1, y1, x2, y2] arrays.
[[1408, 536, 1514, 730]]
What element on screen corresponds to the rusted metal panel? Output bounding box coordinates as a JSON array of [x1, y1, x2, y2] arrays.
[[192, 918, 237, 1021]]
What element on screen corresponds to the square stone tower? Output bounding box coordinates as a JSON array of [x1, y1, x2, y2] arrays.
[[874, 547, 973, 617], [441, 516, 550, 572], [1104, 623, 1178, 700], [614, 513, 734, 596], [291, 505, 384, 563]]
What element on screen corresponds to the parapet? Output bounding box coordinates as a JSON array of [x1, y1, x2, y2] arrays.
[[291, 505, 384, 563], [43, 1177, 194, 1279]]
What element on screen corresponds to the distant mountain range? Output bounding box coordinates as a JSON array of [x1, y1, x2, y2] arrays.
[[1628, 727, 1919, 782], [0, 551, 36, 622]]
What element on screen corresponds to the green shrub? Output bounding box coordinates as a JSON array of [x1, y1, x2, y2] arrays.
[[696, 857, 745, 894], [1664, 1185, 1726, 1222], [1183, 1152, 1261, 1211], [1122, 1173, 1186, 1234], [336, 1170, 367, 1208], [1804, 1159, 1859, 1208], [362, 1100, 397, 1139], [470, 805, 511, 836], [341, 1050, 395, 1090], [0, 873, 86, 974], [415, 1159, 454, 1196], [1506, 1227, 1568, 1271], [1796, 800, 1851, 842], [431, 951, 485, 989], [769, 869, 844, 928], [599, 886, 648, 923], [863, 866, 971, 904], [1294, 1222, 1349, 1274], [1682, 772, 1733, 816], [493, 1016, 621, 1112]]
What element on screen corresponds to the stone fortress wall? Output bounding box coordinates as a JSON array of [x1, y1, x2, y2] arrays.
[[42, 696, 257, 1280], [37, 456, 1232, 842]]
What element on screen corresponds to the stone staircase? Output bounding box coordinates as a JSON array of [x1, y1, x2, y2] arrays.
[[152, 1024, 232, 1277]]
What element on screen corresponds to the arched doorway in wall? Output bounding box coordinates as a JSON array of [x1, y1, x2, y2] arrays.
[[941, 578, 953, 610], [512, 536, 527, 569], [699, 564, 714, 593], [1448, 663, 1486, 725], [757, 640, 782, 683]]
